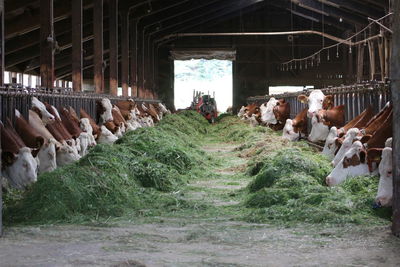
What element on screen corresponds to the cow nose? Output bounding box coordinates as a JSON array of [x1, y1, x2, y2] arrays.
[[326, 176, 333, 186], [307, 111, 314, 118]]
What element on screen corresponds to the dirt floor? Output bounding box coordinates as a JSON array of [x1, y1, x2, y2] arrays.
[[1, 143, 400, 266]]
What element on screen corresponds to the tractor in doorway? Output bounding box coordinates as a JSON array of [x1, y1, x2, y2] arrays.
[[190, 91, 218, 123]]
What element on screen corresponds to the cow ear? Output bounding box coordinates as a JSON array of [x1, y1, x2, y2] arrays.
[[360, 135, 372, 144], [3, 152, 17, 166], [335, 138, 343, 147], [323, 95, 334, 109], [298, 95, 308, 104]]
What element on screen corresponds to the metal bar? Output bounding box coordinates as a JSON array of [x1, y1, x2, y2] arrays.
[[109, 0, 118, 96], [391, 0, 400, 237], [157, 30, 354, 45], [93, 0, 104, 93], [40, 0, 55, 89], [72, 0, 83, 92], [121, 9, 129, 97]]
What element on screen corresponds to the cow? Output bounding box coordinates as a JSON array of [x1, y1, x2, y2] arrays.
[[96, 98, 113, 124], [97, 125, 118, 144], [337, 105, 374, 137], [308, 115, 330, 143], [243, 103, 261, 121], [80, 108, 101, 138], [158, 103, 171, 117], [270, 99, 290, 131], [31, 96, 56, 125], [15, 110, 58, 174], [237, 106, 246, 119], [332, 128, 360, 167], [79, 118, 97, 147], [297, 90, 334, 118], [260, 98, 278, 125], [316, 105, 345, 128], [1, 120, 38, 190], [326, 141, 369, 186], [282, 108, 309, 141], [375, 145, 393, 207], [322, 127, 338, 158]]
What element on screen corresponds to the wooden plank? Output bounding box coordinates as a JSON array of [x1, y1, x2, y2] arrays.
[[378, 37, 385, 81], [356, 44, 365, 83], [368, 40, 376, 81], [40, 0, 55, 89], [72, 0, 82, 92], [109, 0, 118, 96], [130, 19, 138, 97], [93, 0, 103, 93], [391, 0, 400, 237], [121, 10, 129, 97]]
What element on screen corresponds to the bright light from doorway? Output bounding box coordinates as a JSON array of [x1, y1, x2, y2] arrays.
[[174, 59, 233, 112], [269, 85, 314, 95]]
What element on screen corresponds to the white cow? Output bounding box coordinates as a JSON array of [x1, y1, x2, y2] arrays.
[[97, 125, 118, 144], [298, 90, 327, 118], [326, 141, 369, 186], [2, 147, 38, 190], [99, 98, 113, 123], [282, 119, 299, 141], [322, 127, 339, 159], [237, 106, 246, 119], [332, 128, 360, 167], [375, 139, 393, 207], [308, 115, 329, 142], [31, 96, 55, 124], [260, 97, 278, 125]]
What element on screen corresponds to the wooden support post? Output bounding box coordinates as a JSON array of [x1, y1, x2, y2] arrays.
[[0, 0, 3, 238], [72, 0, 82, 92], [356, 44, 365, 83], [120, 10, 129, 97], [93, 0, 104, 94], [40, 0, 55, 89], [391, 0, 400, 237], [378, 37, 385, 81], [368, 40, 376, 81], [385, 35, 391, 80], [130, 19, 138, 97], [109, 0, 118, 96]]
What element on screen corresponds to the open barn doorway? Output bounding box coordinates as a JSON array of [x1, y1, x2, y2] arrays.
[[174, 59, 233, 112]]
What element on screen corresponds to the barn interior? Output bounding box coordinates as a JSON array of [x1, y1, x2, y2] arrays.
[[1, 0, 400, 265]]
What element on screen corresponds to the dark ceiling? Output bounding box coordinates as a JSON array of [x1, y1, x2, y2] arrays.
[[4, 0, 389, 80]]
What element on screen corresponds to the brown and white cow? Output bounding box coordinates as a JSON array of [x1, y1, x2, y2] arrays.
[[326, 141, 369, 186], [282, 108, 308, 141], [270, 99, 290, 131], [260, 98, 279, 125], [1, 120, 38, 190], [375, 139, 393, 207]]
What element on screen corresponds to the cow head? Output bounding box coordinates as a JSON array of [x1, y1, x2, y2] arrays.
[[273, 99, 290, 124], [332, 128, 360, 167], [37, 138, 57, 174], [322, 127, 338, 159], [237, 106, 246, 118], [56, 143, 81, 167], [308, 115, 329, 142], [244, 104, 260, 120], [97, 125, 118, 144], [282, 119, 300, 141], [31, 97, 55, 125], [260, 98, 278, 125], [2, 147, 38, 190], [80, 118, 93, 135], [326, 141, 369, 186], [97, 98, 113, 124], [298, 90, 333, 118], [375, 146, 393, 207]]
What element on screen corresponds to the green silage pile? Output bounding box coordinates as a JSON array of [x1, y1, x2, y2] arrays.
[[244, 147, 392, 225], [4, 111, 211, 224]]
